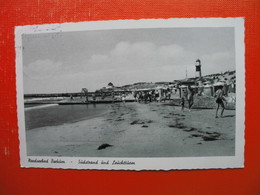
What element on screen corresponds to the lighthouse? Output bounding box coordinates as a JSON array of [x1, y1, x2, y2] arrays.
[[195, 59, 202, 78]]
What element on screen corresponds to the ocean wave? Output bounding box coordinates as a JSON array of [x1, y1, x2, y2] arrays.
[[24, 97, 64, 102], [25, 104, 59, 111]]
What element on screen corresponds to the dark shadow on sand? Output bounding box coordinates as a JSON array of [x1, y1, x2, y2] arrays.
[[221, 115, 235, 118]]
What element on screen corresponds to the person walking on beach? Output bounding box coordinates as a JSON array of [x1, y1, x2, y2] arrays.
[[215, 86, 227, 118]]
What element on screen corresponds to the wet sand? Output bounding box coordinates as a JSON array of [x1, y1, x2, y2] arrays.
[[26, 102, 235, 157]]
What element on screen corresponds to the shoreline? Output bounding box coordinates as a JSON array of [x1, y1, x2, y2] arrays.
[[26, 102, 235, 157], [25, 103, 110, 130], [24, 94, 236, 110]]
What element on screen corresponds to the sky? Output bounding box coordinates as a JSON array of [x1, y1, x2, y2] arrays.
[[22, 27, 235, 94]]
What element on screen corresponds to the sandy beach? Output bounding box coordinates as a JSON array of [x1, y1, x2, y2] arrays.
[[26, 102, 235, 157]]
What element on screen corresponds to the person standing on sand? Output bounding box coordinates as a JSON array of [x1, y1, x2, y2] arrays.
[[121, 93, 126, 104], [215, 86, 227, 118], [187, 85, 195, 112], [155, 90, 160, 102], [136, 92, 140, 102], [133, 91, 137, 102], [182, 89, 188, 110], [92, 93, 96, 102], [180, 96, 185, 111], [148, 90, 153, 102], [167, 88, 171, 101], [111, 91, 115, 103]]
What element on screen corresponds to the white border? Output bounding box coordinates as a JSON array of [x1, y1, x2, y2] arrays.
[[15, 18, 245, 170]]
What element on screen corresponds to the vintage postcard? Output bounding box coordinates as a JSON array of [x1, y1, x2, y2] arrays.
[[15, 18, 245, 170]]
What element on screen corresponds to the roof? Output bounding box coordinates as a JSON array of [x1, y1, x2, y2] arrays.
[[213, 81, 225, 86]]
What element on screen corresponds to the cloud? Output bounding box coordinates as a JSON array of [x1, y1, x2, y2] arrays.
[[85, 41, 196, 73], [203, 51, 231, 62], [24, 59, 62, 80], [23, 42, 235, 93], [200, 51, 235, 75]]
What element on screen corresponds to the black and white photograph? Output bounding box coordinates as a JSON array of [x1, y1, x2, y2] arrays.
[[16, 18, 245, 170]]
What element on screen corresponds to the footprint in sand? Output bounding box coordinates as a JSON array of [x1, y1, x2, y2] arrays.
[[130, 120, 145, 125], [176, 123, 186, 129], [168, 123, 185, 129], [183, 127, 197, 132], [169, 113, 179, 116], [131, 113, 137, 117], [191, 134, 201, 138], [115, 129, 126, 133], [163, 116, 171, 118], [115, 118, 125, 121]]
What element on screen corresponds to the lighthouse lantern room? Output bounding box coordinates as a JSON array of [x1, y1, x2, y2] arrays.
[[195, 59, 202, 78]]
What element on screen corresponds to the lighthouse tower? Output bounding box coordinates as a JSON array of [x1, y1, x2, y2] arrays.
[[195, 59, 202, 78]]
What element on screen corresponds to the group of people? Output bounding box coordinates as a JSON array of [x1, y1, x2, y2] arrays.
[[180, 85, 227, 117], [81, 85, 228, 118], [133, 88, 172, 103]]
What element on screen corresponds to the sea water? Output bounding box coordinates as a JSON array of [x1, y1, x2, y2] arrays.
[[24, 104, 109, 130]]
